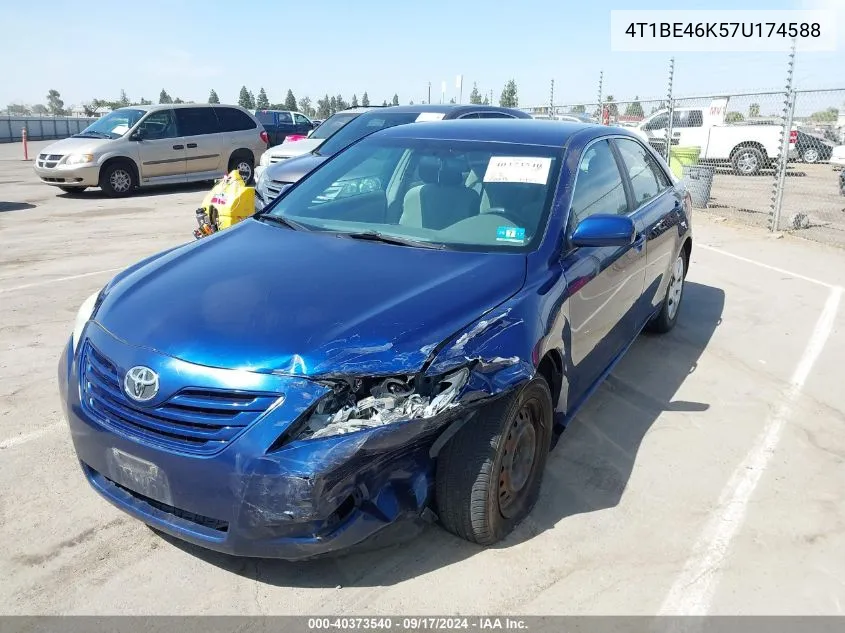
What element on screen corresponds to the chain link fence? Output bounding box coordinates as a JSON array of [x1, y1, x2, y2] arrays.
[[522, 88, 845, 247]]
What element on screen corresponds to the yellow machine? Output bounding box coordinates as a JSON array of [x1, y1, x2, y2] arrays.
[[193, 170, 256, 239]]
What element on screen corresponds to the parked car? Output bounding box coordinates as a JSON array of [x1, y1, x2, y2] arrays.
[[33, 104, 268, 196], [254, 109, 315, 146], [633, 98, 797, 175], [255, 104, 532, 210], [829, 144, 845, 169], [795, 130, 834, 163], [255, 107, 380, 179], [59, 119, 692, 560]]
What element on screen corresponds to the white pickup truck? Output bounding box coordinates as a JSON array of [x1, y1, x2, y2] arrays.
[[632, 98, 797, 175]]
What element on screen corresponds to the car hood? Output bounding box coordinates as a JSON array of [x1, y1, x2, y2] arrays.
[[95, 220, 527, 377], [263, 153, 327, 184], [41, 135, 109, 155], [271, 138, 324, 158]]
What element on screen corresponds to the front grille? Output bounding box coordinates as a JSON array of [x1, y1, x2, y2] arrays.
[[265, 179, 291, 199], [79, 343, 279, 455], [107, 476, 229, 532], [36, 153, 64, 169]]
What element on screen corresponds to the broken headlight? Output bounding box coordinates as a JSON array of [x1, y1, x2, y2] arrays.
[[296, 367, 470, 440]]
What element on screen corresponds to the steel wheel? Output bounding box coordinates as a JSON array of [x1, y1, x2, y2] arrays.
[[802, 148, 820, 163], [667, 255, 685, 320], [498, 399, 541, 519]]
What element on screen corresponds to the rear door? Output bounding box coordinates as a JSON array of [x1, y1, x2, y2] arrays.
[[174, 107, 224, 177], [612, 137, 682, 325], [562, 138, 647, 404], [135, 108, 186, 182]]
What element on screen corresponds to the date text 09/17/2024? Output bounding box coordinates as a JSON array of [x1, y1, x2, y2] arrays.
[[307, 617, 528, 630]]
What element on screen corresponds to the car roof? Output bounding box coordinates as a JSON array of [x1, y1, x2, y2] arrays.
[[370, 118, 626, 147], [115, 103, 251, 112], [358, 104, 531, 119]]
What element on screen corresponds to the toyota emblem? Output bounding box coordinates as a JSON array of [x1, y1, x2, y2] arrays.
[[124, 366, 159, 402]]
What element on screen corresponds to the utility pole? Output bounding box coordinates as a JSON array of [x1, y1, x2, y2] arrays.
[[427, 82, 431, 105], [549, 78, 555, 119], [597, 70, 603, 122]]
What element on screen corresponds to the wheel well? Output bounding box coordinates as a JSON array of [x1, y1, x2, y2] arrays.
[[99, 157, 138, 185], [681, 237, 692, 275], [228, 148, 254, 167], [730, 142, 768, 160], [536, 350, 563, 409]]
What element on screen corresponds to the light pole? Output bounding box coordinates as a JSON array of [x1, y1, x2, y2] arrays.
[[427, 82, 431, 105]]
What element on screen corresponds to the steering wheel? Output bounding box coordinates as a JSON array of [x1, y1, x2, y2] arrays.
[[482, 206, 524, 227]]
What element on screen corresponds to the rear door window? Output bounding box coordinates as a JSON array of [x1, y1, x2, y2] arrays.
[[174, 107, 220, 136], [215, 107, 257, 132]]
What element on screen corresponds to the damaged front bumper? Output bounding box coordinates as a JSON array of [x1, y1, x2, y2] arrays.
[[57, 328, 496, 561]]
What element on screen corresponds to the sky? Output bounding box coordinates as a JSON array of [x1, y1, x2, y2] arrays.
[[1, 0, 843, 111]]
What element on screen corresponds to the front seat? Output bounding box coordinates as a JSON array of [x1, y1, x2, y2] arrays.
[[400, 157, 479, 230]]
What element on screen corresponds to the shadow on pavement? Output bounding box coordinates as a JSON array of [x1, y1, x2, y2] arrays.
[[0, 201, 36, 213], [58, 182, 212, 200], [159, 282, 724, 588]]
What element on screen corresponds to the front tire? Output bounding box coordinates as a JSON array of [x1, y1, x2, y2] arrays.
[[100, 162, 135, 197], [436, 377, 553, 545], [647, 252, 686, 334]]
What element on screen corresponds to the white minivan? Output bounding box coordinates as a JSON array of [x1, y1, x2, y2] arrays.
[[34, 104, 268, 196]]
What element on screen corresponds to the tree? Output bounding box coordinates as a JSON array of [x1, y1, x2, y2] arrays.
[[32, 104, 49, 115], [329, 96, 338, 114], [46, 89, 64, 115], [361, 92, 370, 107], [391, 93, 399, 106], [249, 91, 256, 109], [159, 89, 173, 104], [238, 86, 251, 109], [298, 96, 314, 118], [336, 94, 348, 111], [623, 96, 644, 118], [725, 111, 745, 123], [749, 102, 761, 118], [571, 104, 586, 113], [499, 79, 518, 108], [351, 94, 359, 108], [469, 82, 482, 105], [119, 90, 130, 106], [482, 95, 490, 105], [317, 94, 331, 118], [173, 97, 184, 104], [449, 98, 456, 104], [137, 97, 152, 105], [810, 107, 839, 122], [6, 103, 31, 115], [382, 100, 388, 106], [208, 89, 220, 104], [256, 87, 270, 109], [409, 100, 414, 105], [285, 89, 297, 111]]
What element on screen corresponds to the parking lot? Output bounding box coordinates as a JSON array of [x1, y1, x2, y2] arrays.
[[3, 140, 845, 615]]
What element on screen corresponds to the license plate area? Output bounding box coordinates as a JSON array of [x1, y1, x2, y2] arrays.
[[106, 448, 173, 506]]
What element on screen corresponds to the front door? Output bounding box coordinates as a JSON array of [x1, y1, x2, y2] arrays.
[[135, 109, 186, 182], [175, 107, 224, 177], [293, 112, 313, 135], [562, 138, 647, 404]]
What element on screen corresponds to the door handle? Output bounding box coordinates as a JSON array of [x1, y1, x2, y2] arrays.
[[172, 144, 184, 150], [187, 143, 197, 148]]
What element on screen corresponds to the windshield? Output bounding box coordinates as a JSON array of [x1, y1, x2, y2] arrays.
[[310, 112, 360, 140], [264, 136, 561, 253], [315, 112, 427, 156], [76, 108, 145, 139]]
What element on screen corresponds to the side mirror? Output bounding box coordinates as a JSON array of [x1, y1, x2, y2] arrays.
[[131, 128, 146, 141], [571, 214, 636, 248]]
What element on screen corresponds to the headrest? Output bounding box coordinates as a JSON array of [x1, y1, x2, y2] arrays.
[[418, 156, 441, 184], [438, 158, 464, 186]]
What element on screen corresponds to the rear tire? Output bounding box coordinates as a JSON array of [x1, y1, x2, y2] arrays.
[[100, 162, 135, 197], [801, 148, 820, 163], [647, 252, 686, 334], [228, 152, 254, 185], [731, 146, 765, 176], [436, 377, 553, 545]]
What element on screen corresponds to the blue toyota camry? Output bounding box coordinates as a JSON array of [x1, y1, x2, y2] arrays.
[[59, 119, 692, 560]]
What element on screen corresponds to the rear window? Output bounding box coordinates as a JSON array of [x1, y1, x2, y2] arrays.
[[315, 112, 423, 156], [215, 107, 257, 132], [310, 112, 360, 140], [255, 111, 276, 125]]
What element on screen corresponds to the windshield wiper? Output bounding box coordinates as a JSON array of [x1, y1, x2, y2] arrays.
[[339, 230, 446, 250], [75, 131, 110, 138], [257, 214, 310, 231]]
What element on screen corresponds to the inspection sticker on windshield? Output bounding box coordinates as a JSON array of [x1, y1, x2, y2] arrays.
[[111, 124, 129, 136], [484, 157, 552, 184], [496, 226, 526, 244], [415, 112, 446, 122]]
